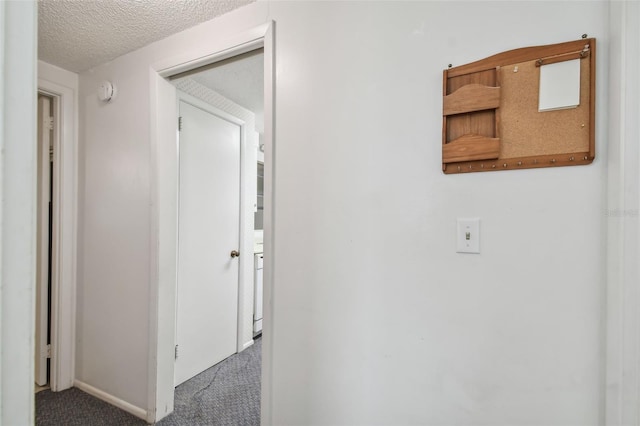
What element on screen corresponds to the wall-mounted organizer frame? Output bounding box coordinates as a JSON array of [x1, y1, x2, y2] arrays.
[[442, 38, 596, 174]]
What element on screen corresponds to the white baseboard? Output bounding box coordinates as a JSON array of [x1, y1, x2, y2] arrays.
[[242, 339, 254, 351], [74, 380, 148, 421]]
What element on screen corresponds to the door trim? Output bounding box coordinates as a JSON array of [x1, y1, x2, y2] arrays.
[[37, 75, 78, 392], [149, 21, 275, 424]]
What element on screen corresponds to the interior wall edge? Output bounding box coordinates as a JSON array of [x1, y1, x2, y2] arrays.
[[0, 1, 38, 425]]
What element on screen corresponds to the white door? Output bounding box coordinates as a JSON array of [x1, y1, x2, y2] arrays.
[[175, 99, 241, 386], [35, 95, 52, 387]]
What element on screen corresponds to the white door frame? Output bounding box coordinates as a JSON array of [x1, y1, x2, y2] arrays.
[[148, 22, 275, 424], [37, 78, 78, 392]]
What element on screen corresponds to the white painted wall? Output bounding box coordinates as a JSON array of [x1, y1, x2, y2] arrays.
[[606, 1, 640, 424], [0, 1, 37, 424], [39, 61, 79, 93], [267, 3, 607, 424], [76, 52, 153, 411], [76, 1, 610, 423]]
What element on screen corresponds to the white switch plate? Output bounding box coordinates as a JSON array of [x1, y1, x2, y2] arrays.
[[457, 218, 480, 254]]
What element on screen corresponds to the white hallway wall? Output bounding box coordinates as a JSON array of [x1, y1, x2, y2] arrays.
[[0, 1, 37, 425], [77, 1, 608, 423]]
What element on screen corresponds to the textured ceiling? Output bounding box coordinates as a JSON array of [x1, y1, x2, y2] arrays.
[[173, 49, 264, 130], [38, 0, 255, 73], [184, 50, 264, 116]]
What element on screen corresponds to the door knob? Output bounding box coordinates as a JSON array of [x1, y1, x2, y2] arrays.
[[230, 250, 240, 258]]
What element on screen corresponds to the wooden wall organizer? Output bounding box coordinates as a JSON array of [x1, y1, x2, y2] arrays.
[[442, 38, 596, 174]]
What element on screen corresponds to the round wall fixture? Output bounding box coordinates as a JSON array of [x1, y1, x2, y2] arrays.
[[98, 81, 117, 102]]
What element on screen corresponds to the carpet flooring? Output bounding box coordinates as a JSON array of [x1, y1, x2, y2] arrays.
[[36, 337, 261, 425]]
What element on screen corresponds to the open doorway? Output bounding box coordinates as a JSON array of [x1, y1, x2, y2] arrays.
[[171, 47, 264, 344], [34, 74, 78, 396], [159, 48, 265, 423], [149, 22, 274, 424], [35, 93, 55, 393]]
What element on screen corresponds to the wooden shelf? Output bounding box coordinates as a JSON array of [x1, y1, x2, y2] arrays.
[[442, 38, 596, 174], [442, 134, 500, 163], [443, 84, 501, 116]]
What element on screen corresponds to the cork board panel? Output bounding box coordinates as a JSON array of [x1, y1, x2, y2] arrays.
[[499, 57, 590, 159]]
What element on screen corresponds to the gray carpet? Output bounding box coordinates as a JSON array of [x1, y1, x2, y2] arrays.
[[36, 337, 261, 425]]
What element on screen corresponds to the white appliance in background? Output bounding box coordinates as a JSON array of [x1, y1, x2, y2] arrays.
[[254, 253, 263, 335]]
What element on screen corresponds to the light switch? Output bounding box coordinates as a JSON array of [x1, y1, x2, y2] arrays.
[[457, 218, 480, 254]]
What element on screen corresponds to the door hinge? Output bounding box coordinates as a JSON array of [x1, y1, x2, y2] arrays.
[[44, 116, 54, 131], [178, 116, 183, 131], [46, 344, 51, 359], [174, 344, 179, 360]]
